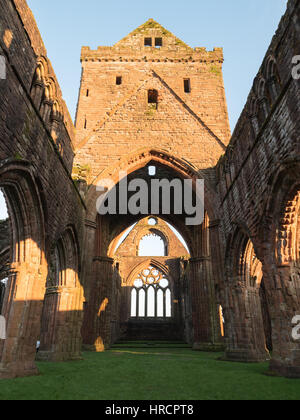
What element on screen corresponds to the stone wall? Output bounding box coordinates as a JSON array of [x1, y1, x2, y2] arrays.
[[217, 0, 300, 377], [0, 0, 85, 377]]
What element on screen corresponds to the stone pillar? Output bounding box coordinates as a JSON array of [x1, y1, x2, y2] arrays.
[[0, 261, 47, 379], [110, 265, 122, 345], [82, 257, 114, 351], [265, 265, 300, 378], [209, 220, 226, 347], [38, 285, 84, 362], [190, 257, 223, 351], [224, 281, 269, 362]]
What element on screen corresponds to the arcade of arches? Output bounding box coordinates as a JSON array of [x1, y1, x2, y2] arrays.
[[0, 0, 299, 380]]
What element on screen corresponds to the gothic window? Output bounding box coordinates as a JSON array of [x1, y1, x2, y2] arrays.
[[131, 266, 172, 318], [184, 79, 191, 93], [148, 217, 158, 226]]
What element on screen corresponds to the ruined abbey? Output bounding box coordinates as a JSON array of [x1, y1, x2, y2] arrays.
[[0, 0, 299, 379]]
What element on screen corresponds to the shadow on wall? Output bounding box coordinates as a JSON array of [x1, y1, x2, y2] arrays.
[[221, 163, 300, 378], [0, 160, 86, 378]]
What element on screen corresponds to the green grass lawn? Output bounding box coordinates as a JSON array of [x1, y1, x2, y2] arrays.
[[0, 347, 300, 400]]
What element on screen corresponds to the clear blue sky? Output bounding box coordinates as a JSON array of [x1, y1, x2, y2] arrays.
[[27, 0, 287, 132]]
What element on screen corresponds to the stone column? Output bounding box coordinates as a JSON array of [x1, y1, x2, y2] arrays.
[[265, 264, 300, 378], [0, 261, 47, 379], [82, 257, 114, 351], [190, 257, 223, 351], [223, 281, 269, 362], [38, 285, 84, 362], [209, 220, 226, 347]]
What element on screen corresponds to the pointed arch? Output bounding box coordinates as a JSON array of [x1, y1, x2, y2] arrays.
[[85, 147, 216, 222], [0, 159, 47, 378], [263, 55, 281, 103], [226, 225, 263, 287], [263, 160, 300, 266], [39, 224, 83, 362], [126, 258, 170, 287]]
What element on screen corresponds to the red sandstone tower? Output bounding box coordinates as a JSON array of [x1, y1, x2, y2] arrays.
[[74, 19, 231, 179]]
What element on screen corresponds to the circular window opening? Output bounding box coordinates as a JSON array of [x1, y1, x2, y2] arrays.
[[148, 217, 158, 226], [134, 279, 143, 288], [159, 278, 169, 289]]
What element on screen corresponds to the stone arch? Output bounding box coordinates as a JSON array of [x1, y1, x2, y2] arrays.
[[223, 226, 269, 362], [31, 58, 64, 148], [0, 160, 47, 378], [253, 74, 270, 122], [30, 56, 49, 109], [227, 227, 263, 288], [248, 95, 260, 136], [86, 147, 216, 224], [87, 147, 213, 259], [263, 161, 300, 266], [126, 258, 170, 287], [108, 215, 193, 259], [40, 77, 57, 125], [38, 225, 84, 362], [81, 148, 221, 350], [262, 161, 300, 377], [276, 186, 300, 266], [136, 226, 169, 257], [263, 55, 281, 103]]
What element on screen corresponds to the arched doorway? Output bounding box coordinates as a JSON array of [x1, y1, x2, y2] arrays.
[[224, 228, 269, 362], [0, 162, 46, 378], [264, 167, 300, 377]]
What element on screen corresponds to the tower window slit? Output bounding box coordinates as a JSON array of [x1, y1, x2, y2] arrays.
[[184, 79, 191, 93], [144, 38, 152, 47]]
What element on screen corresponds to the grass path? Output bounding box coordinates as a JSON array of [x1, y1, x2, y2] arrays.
[[0, 348, 299, 400]]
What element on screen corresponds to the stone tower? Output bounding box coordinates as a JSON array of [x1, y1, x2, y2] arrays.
[[74, 19, 231, 174]]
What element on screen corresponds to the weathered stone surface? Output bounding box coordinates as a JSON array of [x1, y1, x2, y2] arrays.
[[217, 0, 300, 376], [0, 0, 85, 378], [0, 0, 299, 380]]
